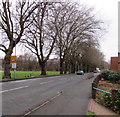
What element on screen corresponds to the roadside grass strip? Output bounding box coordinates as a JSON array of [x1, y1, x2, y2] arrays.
[[86, 110, 96, 116], [0, 71, 60, 81]]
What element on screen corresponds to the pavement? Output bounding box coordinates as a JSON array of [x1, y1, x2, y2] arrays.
[[88, 99, 119, 116], [2, 74, 95, 115]]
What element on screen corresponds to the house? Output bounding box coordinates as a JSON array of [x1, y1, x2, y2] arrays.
[[110, 53, 120, 72]]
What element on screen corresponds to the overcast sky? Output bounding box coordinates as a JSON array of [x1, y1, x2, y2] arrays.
[[0, 0, 119, 62], [75, 0, 119, 62]]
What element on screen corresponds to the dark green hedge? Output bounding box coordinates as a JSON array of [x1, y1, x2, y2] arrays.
[[100, 70, 120, 82], [103, 90, 120, 114]]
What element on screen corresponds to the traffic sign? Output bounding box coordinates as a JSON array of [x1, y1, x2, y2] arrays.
[[12, 63, 16, 69], [10, 56, 17, 63]]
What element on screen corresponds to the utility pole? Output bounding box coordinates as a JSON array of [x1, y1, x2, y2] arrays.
[[118, 2, 120, 72]]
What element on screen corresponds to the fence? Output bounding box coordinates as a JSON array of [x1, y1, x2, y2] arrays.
[[92, 75, 118, 105]]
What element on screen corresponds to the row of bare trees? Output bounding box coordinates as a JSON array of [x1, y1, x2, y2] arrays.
[[0, 1, 106, 78], [0, 1, 39, 78]]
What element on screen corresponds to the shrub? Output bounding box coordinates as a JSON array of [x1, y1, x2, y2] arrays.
[[103, 90, 120, 114], [108, 72, 120, 82], [100, 70, 120, 82], [100, 70, 111, 80], [114, 90, 120, 113], [103, 94, 112, 107]]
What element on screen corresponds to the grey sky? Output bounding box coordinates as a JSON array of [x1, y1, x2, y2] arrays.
[[75, 0, 119, 62], [0, 0, 119, 62]]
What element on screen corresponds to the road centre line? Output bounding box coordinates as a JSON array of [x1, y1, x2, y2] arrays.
[[23, 91, 63, 117], [1, 78, 67, 93], [1, 86, 29, 93], [1, 78, 68, 93]]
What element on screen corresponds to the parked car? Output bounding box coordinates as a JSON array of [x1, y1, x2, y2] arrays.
[[93, 70, 97, 73], [76, 70, 84, 75]]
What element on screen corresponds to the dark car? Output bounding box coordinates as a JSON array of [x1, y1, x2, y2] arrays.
[[76, 70, 84, 75], [93, 70, 97, 73]]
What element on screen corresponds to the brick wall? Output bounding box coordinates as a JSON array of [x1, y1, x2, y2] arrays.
[[110, 57, 118, 72]]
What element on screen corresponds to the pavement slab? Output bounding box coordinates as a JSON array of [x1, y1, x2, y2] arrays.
[[88, 99, 119, 116]]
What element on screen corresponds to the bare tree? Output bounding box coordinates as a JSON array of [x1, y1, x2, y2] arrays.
[[24, 2, 60, 75], [17, 53, 39, 71], [68, 39, 106, 73], [47, 58, 59, 71], [53, 2, 103, 74], [0, 1, 39, 78]]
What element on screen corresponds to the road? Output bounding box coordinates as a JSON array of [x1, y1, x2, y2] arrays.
[[1, 74, 96, 115]]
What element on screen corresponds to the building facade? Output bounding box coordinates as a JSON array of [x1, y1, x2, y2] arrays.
[[110, 53, 120, 72]]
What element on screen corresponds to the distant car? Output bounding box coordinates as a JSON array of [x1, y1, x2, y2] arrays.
[[76, 70, 84, 75], [93, 70, 97, 73]]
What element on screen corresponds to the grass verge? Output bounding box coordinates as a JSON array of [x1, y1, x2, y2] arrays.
[[86, 110, 96, 117], [0, 71, 60, 81]]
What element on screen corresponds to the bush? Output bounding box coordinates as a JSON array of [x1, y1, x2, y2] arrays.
[[103, 90, 120, 114], [100, 70, 120, 82], [114, 90, 120, 113], [103, 94, 112, 107], [108, 72, 120, 82], [100, 70, 111, 80]]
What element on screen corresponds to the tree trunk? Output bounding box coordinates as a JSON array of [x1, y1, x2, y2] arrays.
[[68, 63, 71, 74], [60, 58, 63, 74], [64, 61, 68, 74], [41, 61, 47, 75], [71, 62, 75, 73], [3, 51, 12, 79]]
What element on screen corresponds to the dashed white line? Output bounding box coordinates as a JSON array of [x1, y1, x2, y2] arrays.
[[1, 77, 67, 93], [23, 91, 63, 117], [1, 86, 29, 93], [10, 78, 43, 83]]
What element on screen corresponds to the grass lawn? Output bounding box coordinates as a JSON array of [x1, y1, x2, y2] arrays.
[[0, 71, 60, 81]]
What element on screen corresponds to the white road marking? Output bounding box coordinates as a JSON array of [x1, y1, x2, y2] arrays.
[[1, 86, 29, 93], [1, 78, 43, 85], [2, 76, 62, 84], [49, 76, 61, 78], [23, 91, 63, 117], [40, 80, 53, 85], [10, 78, 43, 83]]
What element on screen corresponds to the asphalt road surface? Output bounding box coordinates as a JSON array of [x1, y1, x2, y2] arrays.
[[1, 74, 96, 115]]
